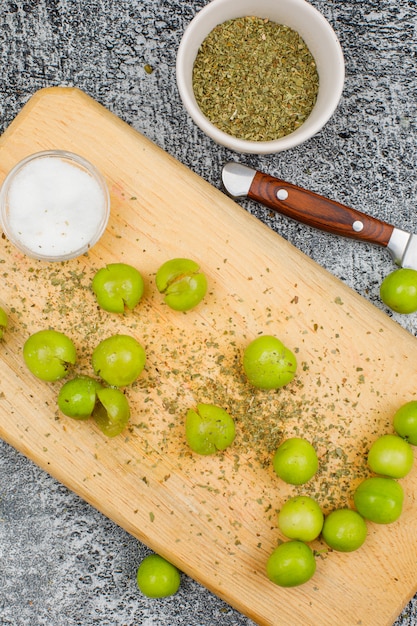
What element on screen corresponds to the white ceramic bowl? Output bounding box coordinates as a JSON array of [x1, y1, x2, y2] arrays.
[[176, 0, 345, 154], [0, 150, 110, 262]]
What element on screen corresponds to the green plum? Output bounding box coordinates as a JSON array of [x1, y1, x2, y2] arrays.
[[0, 306, 9, 339], [243, 335, 297, 389], [272, 437, 318, 485], [353, 477, 404, 524], [380, 268, 417, 314], [155, 258, 207, 311], [0, 306, 8, 339], [185, 403, 236, 455], [266, 541, 316, 587], [23, 329, 77, 382], [393, 401, 417, 446], [92, 334, 146, 387], [92, 263, 144, 313], [58, 376, 103, 420], [367, 434, 414, 478], [278, 495, 324, 542], [321, 508, 368, 552], [136, 554, 181, 598]]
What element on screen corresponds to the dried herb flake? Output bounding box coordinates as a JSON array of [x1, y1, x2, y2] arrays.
[[192, 17, 319, 141]]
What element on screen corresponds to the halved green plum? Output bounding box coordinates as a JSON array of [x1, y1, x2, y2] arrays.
[[93, 387, 131, 437]]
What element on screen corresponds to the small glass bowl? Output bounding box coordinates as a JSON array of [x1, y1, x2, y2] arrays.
[[0, 150, 110, 261]]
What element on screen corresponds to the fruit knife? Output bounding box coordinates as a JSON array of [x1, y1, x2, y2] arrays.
[[221, 161, 416, 270]]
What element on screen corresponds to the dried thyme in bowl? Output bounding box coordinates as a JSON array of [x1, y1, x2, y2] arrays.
[[192, 17, 319, 142]]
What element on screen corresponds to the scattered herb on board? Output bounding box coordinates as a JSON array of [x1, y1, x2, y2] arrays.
[[192, 17, 319, 141]]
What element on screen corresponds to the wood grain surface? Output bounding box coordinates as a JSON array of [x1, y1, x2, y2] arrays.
[[0, 87, 416, 626]]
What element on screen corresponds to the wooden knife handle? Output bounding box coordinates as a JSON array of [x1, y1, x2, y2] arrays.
[[249, 171, 394, 247]]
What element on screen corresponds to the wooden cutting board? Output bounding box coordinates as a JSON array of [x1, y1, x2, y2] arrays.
[[0, 87, 416, 626]]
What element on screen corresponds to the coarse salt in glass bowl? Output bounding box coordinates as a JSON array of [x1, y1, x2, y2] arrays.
[[0, 150, 110, 262]]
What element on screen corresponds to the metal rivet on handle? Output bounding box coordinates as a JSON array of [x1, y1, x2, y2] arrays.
[[277, 189, 288, 201], [352, 220, 364, 232]]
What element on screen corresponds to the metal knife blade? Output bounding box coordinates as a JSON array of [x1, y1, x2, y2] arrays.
[[222, 161, 415, 269]]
